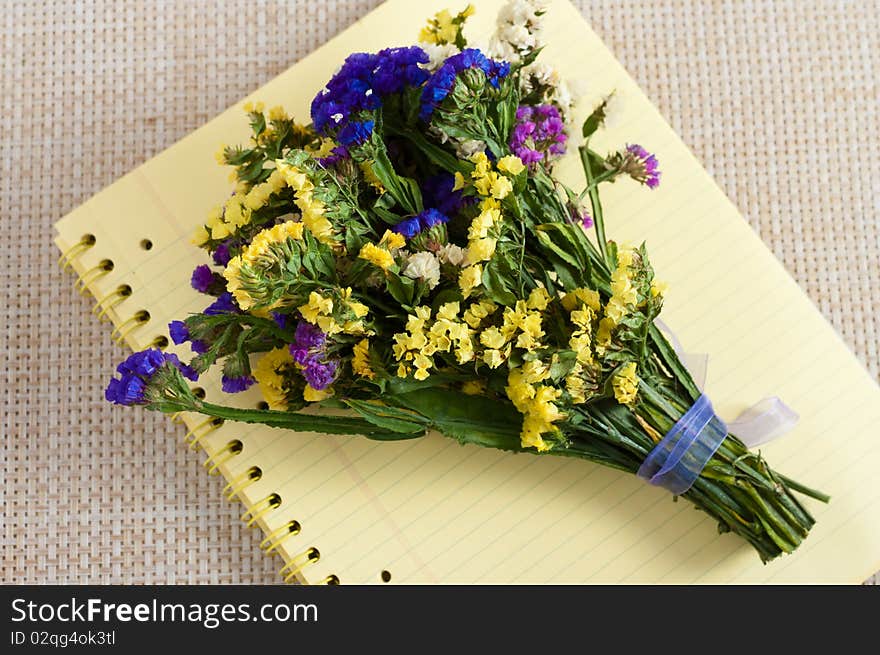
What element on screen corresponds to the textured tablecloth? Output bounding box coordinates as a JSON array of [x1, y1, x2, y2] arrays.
[[2, 0, 877, 584]]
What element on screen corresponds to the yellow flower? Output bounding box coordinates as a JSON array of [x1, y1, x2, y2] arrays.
[[298, 291, 334, 324], [612, 362, 639, 405], [191, 225, 210, 246], [359, 242, 395, 271], [214, 143, 228, 165], [490, 174, 513, 199], [267, 105, 286, 122], [380, 230, 406, 251], [303, 385, 333, 402], [497, 155, 525, 176], [467, 237, 497, 263], [651, 280, 669, 298], [452, 171, 466, 191], [351, 339, 375, 379], [526, 287, 551, 311], [479, 326, 508, 350], [461, 4, 475, 18], [243, 100, 264, 114], [459, 264, 483, 298], [470, 151, 491, 177], [437, 301, 460, 321], [359, 160, 385, 193], [483, 349, 506, 369], [253, 348, 294, 410]]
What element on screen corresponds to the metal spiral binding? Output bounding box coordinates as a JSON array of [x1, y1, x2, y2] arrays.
[[75, 259, 114, 294], [240, 493, 281, 528], [92, 284, 132, 322], [259, 520, 301, 555], [58, 233, 96, 271], [110, 310, 151, 344], [222, 466, 262, 501], [184, 417, 223, 450], [280, 548, 321, 583], [203, 439, 243, 476]]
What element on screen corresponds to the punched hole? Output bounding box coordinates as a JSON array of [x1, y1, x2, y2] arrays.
[[140, 239, 153, 251], [99, 259, 115, 272], [152, 335, 169, 349], [380, 570, 392, 583], [134, 309, 150, 323], [287, 520, 301, 535], [307, 547, 320, 562], [325, 575, 340, 585], [119, 284, 132, 297], [256, 401, 269, 410], [247, 466, 263, 482], [226, 439, 244, 455], [82, 233, 97, 246], [192, 387, 206, 399], [211, 418, 224, 427]]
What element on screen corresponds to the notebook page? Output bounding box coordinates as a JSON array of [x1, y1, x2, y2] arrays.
[[55, 0, 880, 584]]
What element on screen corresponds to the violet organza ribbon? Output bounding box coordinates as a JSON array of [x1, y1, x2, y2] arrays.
[[654, 319, 799, 448], [637, 393, 727, 495]]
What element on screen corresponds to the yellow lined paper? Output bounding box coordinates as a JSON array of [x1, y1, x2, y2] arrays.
[[55, 0, 880, 583]]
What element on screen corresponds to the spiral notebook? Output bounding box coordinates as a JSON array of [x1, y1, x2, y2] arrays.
[[54, 0, 880, 584]]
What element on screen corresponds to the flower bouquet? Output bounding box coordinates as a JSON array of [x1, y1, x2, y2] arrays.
[[106, 1, 828, 562]]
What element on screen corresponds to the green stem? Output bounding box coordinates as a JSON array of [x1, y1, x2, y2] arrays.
[[578, 145, 609, 265]]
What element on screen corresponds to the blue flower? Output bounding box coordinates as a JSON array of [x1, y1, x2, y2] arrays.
[[191, 264, 215, 294], [204, 292, 238, 315], [221, 375, 255, 393], [212, 242, 232, 266], [168, 320, 189, 345], [311, 46, 428, 143], [419, 208, 449, 230], [419, 49, 510, 121], [392, 216, 422, 238], [337, 120, 374, 146]]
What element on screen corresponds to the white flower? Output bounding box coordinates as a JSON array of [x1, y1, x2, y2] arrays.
[[519, 61, 582, 121], [403, 252, 441, 289], [602, 90, 625, 130], [491, 0, 549, 62], [420, 42, 459, 71], [437, 243, 467, 266], [456, 139, 486, 159]]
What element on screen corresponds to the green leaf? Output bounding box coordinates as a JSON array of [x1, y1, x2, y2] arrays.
[[388, 388, 525, 452], [343, 399, 428, 436]]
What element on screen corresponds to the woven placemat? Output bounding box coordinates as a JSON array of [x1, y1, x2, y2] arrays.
[[2, 0, 877, 584]]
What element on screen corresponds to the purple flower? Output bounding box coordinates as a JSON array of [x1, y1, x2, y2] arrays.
[[509, 104, 568, 165], [290, 347, 311, 366], [168, 320, 189, 345], [625, 144, 661, 189], [420, 49, 510, 121], [419, 208, 449, 230], [191, 264, 215, 294], [191, 340, 208, 354], [303, 359, 338, 391], [106, 348, 198, 406], [294, 321, 326, 349], [581, 212, 594, 229], [204, 292, 238, 315], [212, 242, 232, 266], [222, 375, 255, 393], [272, 312, 291, 331]]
